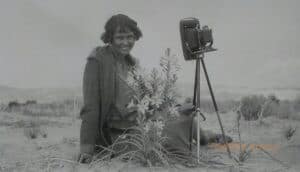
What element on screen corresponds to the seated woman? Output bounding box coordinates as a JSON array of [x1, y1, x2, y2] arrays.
[[79, 14, 232, 163]]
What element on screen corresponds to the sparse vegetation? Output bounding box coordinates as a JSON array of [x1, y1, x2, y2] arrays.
[[93, 125, 172, 167], [235, 112, 252, 163], [0, 93, 298, 171], [3, 99, 81, 118], [238, 94, 300, 121]]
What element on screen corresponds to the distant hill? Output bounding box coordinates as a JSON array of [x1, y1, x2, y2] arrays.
[[176, 82, 300, 101], [0, 85, 81, 104]]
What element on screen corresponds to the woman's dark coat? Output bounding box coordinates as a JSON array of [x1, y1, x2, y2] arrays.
[[80, 46, 137, 154]]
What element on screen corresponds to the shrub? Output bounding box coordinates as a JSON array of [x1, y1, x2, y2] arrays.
[[239, 95, 266, 120], [5, 101, 80, 117], [238, 94, 300, 120], [6, 100, 21, 112]]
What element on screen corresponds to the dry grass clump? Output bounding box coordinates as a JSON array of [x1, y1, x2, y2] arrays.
[[283, 125, 297, 141], [95, 126, 171, 167], [234, 112, 252, 164], [91, 126, 225, 170], [23, 119, 47, 139], [20, 102, 76, 117], [4, 99, 81, 118]]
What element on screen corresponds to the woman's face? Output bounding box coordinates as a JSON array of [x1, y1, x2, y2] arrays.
[[111, 27, 136, 56]]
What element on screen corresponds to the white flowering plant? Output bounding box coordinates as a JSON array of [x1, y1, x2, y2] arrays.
[[126, 48, 181, 126]]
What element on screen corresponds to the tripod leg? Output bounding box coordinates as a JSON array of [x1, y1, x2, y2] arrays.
[[200, 58, 232, 159], [195, 59, 202, 163], [196, 109, 201, 163], [190, 57, 200, 151], [193, 59, 200, 106], [190, 58, 202, 162], [200, 58, 218, 111]]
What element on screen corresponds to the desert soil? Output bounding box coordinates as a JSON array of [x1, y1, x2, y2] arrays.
[[0, 110, 300, 172]]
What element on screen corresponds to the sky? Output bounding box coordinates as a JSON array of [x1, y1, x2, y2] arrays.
[[0, 0, 299, 89]]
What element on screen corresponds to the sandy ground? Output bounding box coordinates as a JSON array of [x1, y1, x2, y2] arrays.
[[0, 110, 300, 172]]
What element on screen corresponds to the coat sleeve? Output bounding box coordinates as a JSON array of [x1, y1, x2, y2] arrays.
[[80, 58, 101, 155]]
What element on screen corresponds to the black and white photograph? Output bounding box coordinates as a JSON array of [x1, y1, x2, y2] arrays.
[[0, 0, 299, 171]]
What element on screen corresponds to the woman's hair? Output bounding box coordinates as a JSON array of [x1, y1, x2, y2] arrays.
[[101, 14, 143, 44]]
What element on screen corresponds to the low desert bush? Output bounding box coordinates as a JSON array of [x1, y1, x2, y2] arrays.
[[5, 99, 81, 118], [21, 104, 69, 117], [238, 95, 266, 120], [238, 94, 300, 121]]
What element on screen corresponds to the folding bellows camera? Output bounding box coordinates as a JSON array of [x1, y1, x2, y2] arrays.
[[180, 18, 217, 60]]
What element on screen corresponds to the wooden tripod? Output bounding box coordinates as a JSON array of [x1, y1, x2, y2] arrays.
[[191, 53, 232, 163]]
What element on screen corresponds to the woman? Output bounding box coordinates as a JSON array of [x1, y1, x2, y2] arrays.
[[79, 14, 231, 163]]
